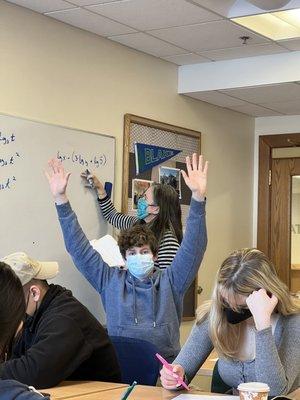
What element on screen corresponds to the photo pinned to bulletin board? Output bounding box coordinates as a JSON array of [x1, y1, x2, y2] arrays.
[[132, 178, 153, 210], [122, 114, 201, 320], [159, 166, 182, 199]]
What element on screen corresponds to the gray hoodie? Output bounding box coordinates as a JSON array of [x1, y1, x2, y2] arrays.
[[56, 198, 207, 361]]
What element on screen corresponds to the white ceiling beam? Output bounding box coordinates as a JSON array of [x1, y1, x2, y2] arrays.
[[178, 51, 300, 93]]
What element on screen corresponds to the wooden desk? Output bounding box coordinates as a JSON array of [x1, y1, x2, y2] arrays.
[[44, 381, 127, 399], [66, 385, 209, 400]]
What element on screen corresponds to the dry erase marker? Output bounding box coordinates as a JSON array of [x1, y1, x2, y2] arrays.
[[120, 381, 137, 400], [155, 353, 189, 391], [85, 169, 95, 189], [104, 181, 113, 198]]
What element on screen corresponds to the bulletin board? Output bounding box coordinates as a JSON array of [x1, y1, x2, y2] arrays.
[[122, 114, 201, 320]]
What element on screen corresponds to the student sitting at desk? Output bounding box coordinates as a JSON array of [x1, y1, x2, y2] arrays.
[[0, 252, 121, 389], [160, 248, 300, 397], [0, 262, 49, 399], [46, 153, 208, 362]]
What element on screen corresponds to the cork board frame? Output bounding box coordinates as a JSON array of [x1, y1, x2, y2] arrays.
[[122, 114, 201, 320]]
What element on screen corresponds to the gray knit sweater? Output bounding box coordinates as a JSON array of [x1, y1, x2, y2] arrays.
[[174, 314, 300, 396]]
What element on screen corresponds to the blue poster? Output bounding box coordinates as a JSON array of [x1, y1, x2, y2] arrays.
[[134, 142, 181, 174]]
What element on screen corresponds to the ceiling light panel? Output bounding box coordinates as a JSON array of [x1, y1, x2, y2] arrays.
[[232, 8, 300, 40], [275, 8, 300, 26], [228, 0, 300, 18]]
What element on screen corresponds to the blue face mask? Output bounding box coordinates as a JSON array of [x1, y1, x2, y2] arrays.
[[126, 254, 154, 280], [137, 198, 149, 219]]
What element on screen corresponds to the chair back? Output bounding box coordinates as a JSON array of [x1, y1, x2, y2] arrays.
[[110, 336, 160, 386], [211, 360, 231, 394]]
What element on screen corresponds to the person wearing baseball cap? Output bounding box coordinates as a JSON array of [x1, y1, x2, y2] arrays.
[[3, 252, 59, 285], [0, 252, 121, 389]]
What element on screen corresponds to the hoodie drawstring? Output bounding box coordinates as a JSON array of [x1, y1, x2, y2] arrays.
[[132, 278, 138, 324], [131, 276, 158, 328], [151, 278, 157, 328]]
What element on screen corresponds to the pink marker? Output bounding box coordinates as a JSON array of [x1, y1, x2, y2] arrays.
[[155, 353, 190, 391]]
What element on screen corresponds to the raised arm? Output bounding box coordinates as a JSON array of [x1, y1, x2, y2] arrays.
[[168, 154, 208, 294], [45, 159, 113, 293], [81, 171, 138, 230]]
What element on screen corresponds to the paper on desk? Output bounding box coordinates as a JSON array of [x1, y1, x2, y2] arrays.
[[173, 395, 239, 400], [90, 235, 125, 267]]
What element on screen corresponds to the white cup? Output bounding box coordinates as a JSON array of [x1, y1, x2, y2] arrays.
[[238, 382, 270, 400]]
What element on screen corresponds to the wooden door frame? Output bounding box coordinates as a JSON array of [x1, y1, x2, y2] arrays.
[[257, 133, 300, 257]]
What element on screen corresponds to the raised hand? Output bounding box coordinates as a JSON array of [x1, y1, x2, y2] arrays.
[[160, 364, 185, 390], [181, 154, 208, 201], [80, 171, 106, 199], [45, 158, 71, 204], [246, 288, 278, 331]]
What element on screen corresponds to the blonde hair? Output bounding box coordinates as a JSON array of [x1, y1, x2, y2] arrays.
[[197, 248, 300, 359]]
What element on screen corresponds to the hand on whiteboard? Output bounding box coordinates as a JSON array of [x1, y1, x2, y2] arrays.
[[80, 171, 107, 199], [45, 158, 71, 205], [160, 363, 185, 390], [181, 154, 208, 202]]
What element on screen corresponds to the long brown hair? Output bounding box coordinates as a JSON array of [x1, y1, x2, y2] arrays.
[[0, 262, 26, 361], [197, 248, 300, 359], [149, 183, 183, 243]]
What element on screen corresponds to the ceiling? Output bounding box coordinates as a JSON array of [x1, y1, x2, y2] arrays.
[[187, 82, 300, 117], [5, 0, 300, 117]]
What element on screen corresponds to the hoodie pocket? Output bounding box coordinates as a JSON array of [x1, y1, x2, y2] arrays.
[[114, 322, 179, 359]]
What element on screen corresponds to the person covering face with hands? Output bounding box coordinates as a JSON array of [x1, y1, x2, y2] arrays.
[[46, 154, 208, 361], [160, 248, 300, 396]]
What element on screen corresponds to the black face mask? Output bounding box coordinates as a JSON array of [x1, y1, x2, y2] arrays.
[[224, 307, 252, 324]]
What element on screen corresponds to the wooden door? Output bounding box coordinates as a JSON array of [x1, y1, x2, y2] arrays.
[[270, 158, 300, 289]]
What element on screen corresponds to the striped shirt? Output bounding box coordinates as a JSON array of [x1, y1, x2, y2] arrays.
[[98, 196, 180, 269]]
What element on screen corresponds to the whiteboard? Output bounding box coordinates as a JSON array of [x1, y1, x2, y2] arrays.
[[0, 113, 115, 323]]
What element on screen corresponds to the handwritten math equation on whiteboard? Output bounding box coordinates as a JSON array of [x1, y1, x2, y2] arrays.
[[57, 151, 107, 168], [0, 130, 108, 191], [0, 131, 18, 191]]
